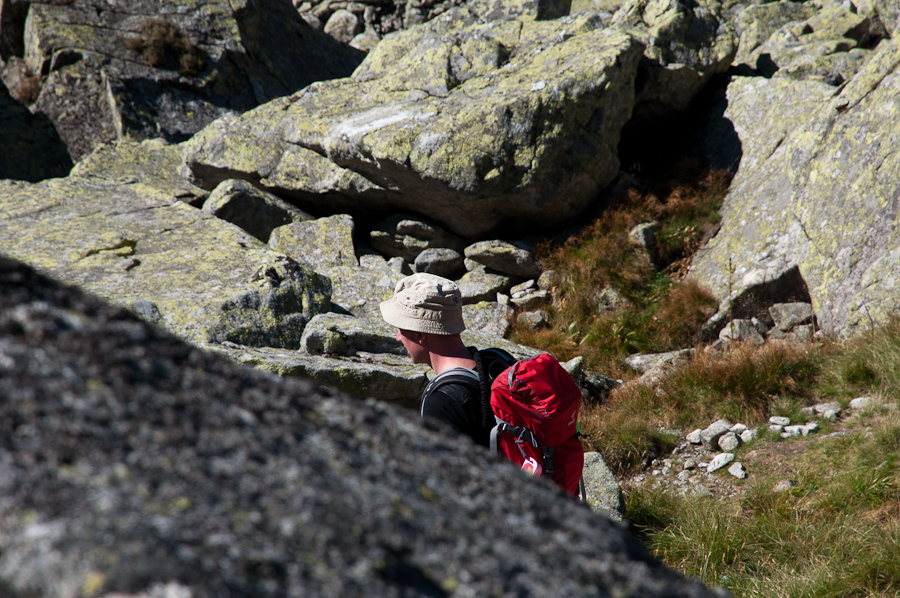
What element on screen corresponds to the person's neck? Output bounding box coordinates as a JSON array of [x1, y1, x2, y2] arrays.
[[430, 347, 475, 376]]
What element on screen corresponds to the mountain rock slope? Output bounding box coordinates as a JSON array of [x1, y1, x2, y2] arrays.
[[0, 256, 728, 598]]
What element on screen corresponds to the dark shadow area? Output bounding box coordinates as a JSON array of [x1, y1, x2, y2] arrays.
[[732, 53, 780, 79], [754, 53, 779, 78], [0, 0, 28, 61], [618, 73, 744, 182], [230, 0, 365, 97], [0, 80, 73, 182], [695, 266, 814, 342], [115, 76, 255, 143], [730, 265, 812, 327]]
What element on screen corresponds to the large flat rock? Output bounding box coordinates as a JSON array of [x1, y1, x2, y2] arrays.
[[182, 12, 644, 238], [0, 139, 331, 347]]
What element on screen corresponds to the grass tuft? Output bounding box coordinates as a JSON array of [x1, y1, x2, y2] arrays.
[[627, 412, 900, 597], [125, 19, 205, 76], [584, 342, 821, 475]]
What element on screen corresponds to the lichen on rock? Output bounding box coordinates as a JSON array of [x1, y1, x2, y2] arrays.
[[0, 139, 332, 348], [183, 12, 644, 238]]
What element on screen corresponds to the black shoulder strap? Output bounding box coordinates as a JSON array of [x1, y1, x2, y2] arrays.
[[422, 348, 517, 427], [421, 368, 480, 417], [472, 347, 517, 429]]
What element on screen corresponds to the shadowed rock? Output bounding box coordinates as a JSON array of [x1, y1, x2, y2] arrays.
[[0, 256, 729, 597], [2, 0, 364, 165], [0, 76, 72, 180]]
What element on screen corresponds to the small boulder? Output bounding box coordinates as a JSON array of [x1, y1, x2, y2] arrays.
[[464, 240, 542, 279], [769, 302, 814, 332], [203, 179, 311, 243], [686, 429, 703, 444], [707, 452, 735, 473], [624, 349, 693, 374], [457, 267, 513, 304], [718, 432, 741, 452], [813, 401, 842, 417], [728, 462, 747, 479], [462, 301, 513, 335], [582, 452, 625, 521], [414, 247, 466, 278], [269, 214, 358, 270], [517, 310, 550, 330], [323, 9, 362, 44], [370, 214, 465, 262], [719, 319, 765, 345], [700, 419, 732, 451], [850, 396, 875, 410], [773, 479, 797, 493], [593, 285, 632, 313]]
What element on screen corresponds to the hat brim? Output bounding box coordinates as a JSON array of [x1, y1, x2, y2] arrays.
[[380, 298, 465, 335]]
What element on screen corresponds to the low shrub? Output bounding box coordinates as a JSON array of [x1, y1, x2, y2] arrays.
[[126, 18, 205, 76]]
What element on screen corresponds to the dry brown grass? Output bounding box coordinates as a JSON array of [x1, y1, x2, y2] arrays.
[[508, 165, 736, 470], [126, 19, 205, 76], [10, 75, 42, 105], [581, 341, 823, 475], [509, 165, 730, 385]]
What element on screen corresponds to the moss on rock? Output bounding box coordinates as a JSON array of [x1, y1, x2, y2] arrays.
[[183, 13, 644, 238], [0, 139, 331, 347]]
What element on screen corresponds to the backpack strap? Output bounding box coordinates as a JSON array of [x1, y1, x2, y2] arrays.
[[543, 446, 554, 478], [472, 350, 493, 430], [421, 367, 480, 416], [472, 347, 517, 429], [490, 416, 539, 457]]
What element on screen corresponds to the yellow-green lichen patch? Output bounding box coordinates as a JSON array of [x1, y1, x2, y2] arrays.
[[180, 99, 293, 189], [691, 38, 900, 336], [73, 139, 204, 201], [0, 153, 332, 347]]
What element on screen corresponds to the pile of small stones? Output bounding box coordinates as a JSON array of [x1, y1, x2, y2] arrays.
[[295, 0, 465, 51], [625, 396, 890, 498]]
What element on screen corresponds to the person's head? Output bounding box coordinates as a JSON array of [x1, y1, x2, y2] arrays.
[[380, 273, 466, 366]]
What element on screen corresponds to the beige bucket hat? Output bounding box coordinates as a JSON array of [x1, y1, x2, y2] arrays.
[[379, 273, 466, 335]]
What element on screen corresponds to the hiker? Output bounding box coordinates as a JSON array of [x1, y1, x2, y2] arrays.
[[381, 272, 585, 497], [379, 272, 491, 446]]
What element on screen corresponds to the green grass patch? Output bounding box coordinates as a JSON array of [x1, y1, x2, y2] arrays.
[[583, 342, 823, 474], [507, 162, 900, 595], [815, 317, 900, 401], [626, 412, 900, 597]]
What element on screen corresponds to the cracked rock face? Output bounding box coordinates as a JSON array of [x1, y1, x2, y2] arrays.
[[0, 256, 728, 598]]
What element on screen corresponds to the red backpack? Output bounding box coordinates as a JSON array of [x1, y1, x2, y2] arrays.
[[428, 348, 585, 497]]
